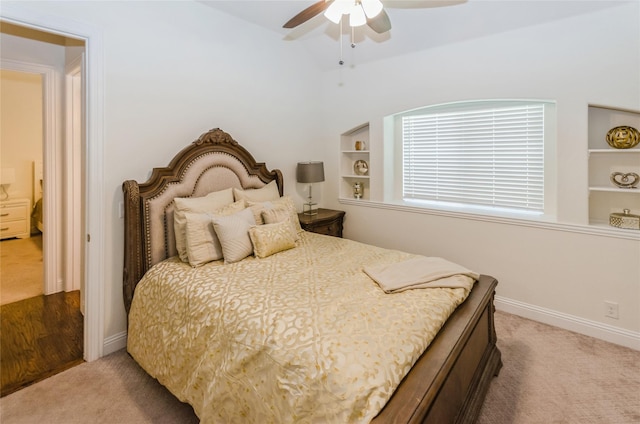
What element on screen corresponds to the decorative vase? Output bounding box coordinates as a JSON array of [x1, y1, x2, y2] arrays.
[[353, 182, 363, 199]]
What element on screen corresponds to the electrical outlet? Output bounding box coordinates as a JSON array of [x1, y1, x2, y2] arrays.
[[604, 301, 619, 319]]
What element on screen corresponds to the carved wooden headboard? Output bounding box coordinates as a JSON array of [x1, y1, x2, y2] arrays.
[[122, 128, 283, 313]]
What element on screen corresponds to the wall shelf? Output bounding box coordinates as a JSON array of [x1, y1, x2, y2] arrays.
[[589, 187, 640, 194], [340, 123, 370, 200], [589, 149, 640, 154], [342, 172, 370, 177], [587, 105, 640, 229]]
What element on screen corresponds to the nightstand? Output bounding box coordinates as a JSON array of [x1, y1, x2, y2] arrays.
[[298, 208, 345, 238], [1, 198, 31, 240]]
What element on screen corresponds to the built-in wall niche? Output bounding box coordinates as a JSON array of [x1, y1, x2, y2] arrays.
[[339, 123, 370, 201], [588, 105, 640, 229]]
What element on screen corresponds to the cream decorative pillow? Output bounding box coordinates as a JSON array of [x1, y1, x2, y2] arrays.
[[233, 180, 280, 202], [248, 195, 303, 234], [248, 202, 271, 225], [173, 188, 234, 262], [273, 195, 304, 234], [262, 206, 300, 242], [184, 200, 246, 267], [249, 221, 297, 259], [211, 207, 257, 264]]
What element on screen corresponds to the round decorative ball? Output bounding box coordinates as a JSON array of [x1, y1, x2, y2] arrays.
[[606, 126, 640, 149]]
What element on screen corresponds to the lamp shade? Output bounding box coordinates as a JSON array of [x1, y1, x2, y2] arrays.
[[0, 168, 15, 185], [296, 162, 325, 184]]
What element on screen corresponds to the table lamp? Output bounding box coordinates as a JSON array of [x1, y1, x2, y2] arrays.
[[296, 161, 324, 216], [0, 168, 15, 200]]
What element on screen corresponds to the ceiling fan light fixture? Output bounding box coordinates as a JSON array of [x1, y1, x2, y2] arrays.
[[361, 0, 383, 19], [349, 4, 367, 27], [324, 0, 351, 24]]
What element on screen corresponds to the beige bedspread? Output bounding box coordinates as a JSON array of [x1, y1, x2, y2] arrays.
[[127, 232, 474, 423]]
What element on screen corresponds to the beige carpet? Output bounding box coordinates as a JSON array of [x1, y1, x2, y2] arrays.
[[477, 312, 640, 424], [0, 311, 639, 423], [0, 235, 43, 305]]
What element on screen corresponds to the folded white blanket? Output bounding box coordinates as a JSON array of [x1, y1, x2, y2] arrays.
[[363, 256, 479, 293]]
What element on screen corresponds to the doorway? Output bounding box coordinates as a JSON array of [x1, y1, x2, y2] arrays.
[[0, 24, 84, 301], [2, 1, 106, 363], [0, 22, 86, 393]]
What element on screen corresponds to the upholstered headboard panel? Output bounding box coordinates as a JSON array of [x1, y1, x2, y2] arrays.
[[144, 153, 272, 266], [122, 128, 283, 313]]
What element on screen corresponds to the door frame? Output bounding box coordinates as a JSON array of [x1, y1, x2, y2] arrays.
[[1, 4, 105, 361]]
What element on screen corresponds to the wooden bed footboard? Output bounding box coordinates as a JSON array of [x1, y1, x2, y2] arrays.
[[373, 275, 502, 423]]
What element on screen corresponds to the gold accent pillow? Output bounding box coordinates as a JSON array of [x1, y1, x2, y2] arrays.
[[261, 206, 300, 242], [249, 220, 297, 259], [211, 208, 257, 264], [184, 200, 246, 267], [173, 188, 234, 262]]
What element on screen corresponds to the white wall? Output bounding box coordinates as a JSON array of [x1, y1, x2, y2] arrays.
[[319, 2, 640, 347], [0, 69, 42, 202]]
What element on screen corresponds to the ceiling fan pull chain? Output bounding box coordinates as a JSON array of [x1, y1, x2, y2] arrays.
[[351, 25, 356, 48], [339, 16, 344, 65]]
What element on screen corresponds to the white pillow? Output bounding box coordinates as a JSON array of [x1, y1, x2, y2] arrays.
[[211, 207, 257, 264], [184, 200, 246, 267], [233, 180, 280, 202], [173, 188, 234, 262]]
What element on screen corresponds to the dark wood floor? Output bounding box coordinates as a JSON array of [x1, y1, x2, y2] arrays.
[[0, 291, 84, 397]]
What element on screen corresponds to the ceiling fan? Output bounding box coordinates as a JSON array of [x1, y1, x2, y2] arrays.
[[283, 0, 392, 34]]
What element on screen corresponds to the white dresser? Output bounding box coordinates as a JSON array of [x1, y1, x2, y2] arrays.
[[0, 198, 31, 240]]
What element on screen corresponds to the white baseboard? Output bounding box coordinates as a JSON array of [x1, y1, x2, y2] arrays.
[[103, 331, 127, 356], [495, 296, 640, 351]]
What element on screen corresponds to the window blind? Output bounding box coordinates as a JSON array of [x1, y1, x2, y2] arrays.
[[402, 104, 544, 212]]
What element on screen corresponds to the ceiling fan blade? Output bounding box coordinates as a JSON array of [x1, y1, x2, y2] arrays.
[[283, 1, 331, 29], [367, 9, 392, 33]]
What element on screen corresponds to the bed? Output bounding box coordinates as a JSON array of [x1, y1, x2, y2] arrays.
[[122, 128, 502, 423]]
